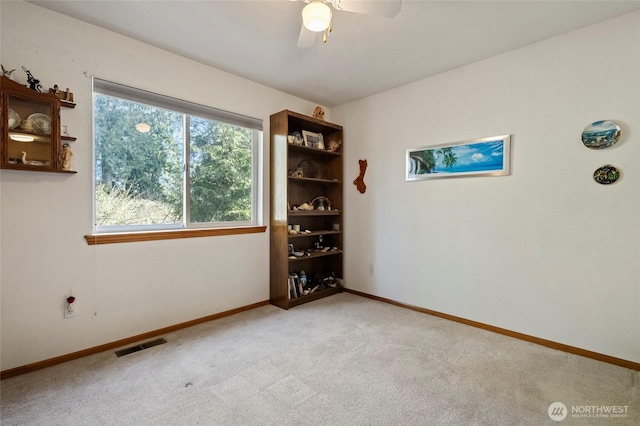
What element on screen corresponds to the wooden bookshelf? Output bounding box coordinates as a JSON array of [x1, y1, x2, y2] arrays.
[[269, 110, 343, 309]]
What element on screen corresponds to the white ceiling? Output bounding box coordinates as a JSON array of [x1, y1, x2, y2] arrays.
[[29, 0, 640, 107]]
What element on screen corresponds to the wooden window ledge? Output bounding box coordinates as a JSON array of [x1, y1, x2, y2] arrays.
[[84, 226, 267, 245]]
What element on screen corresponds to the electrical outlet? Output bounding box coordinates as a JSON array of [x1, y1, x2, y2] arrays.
[[65, 297, 77, 319], [369, 263, 375, 275]]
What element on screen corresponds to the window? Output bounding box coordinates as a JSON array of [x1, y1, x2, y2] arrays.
[[92, 79, 262, 234]]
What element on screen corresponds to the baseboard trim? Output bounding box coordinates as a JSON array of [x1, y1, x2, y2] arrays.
[[344, 288, 640, 371], [4, 292, 637, 379], [1, 300, 270, 380]]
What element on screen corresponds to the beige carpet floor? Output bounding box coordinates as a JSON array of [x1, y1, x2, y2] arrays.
[[1, 292, 638, 425]]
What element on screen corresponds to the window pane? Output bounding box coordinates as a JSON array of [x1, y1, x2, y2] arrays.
[[94, 94, 184, 227], [93, 78, 262, 233], [189, 116, 253, 223]]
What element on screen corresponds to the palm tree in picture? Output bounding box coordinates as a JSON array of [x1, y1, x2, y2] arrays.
[[439, 147, 457, 169], [410, 150, 436, 174]]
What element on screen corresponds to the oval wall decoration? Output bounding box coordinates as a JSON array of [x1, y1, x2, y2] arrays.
[[582, 120, 621, 149], [593, 164, 620, 185]]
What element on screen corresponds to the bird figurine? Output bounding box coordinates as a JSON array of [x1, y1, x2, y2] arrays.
[[21, 151, 27, 165], [2, 64, 17, 81]]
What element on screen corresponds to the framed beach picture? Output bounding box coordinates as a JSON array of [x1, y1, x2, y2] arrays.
[[406, 134, 511, 181]]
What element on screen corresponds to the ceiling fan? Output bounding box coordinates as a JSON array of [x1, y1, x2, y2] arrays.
[[296, 0, 402, 48]]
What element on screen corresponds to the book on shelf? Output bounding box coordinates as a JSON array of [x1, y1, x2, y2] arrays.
[[288, 273, 302, 298]]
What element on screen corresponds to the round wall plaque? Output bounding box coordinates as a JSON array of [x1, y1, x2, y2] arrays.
[[582, 120, 621, 149], [593, 164, 620, 185]]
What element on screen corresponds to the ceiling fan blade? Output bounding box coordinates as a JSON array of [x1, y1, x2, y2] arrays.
[[297, 24, 317, 48], [337, 0, 402, 18]]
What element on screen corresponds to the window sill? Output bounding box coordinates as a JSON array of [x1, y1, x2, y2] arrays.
[[84, 226, 267, 245]]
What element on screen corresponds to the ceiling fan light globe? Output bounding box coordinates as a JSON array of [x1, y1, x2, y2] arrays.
[[302, 1, 332, 32]]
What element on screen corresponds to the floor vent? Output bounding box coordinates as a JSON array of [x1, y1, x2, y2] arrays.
[[115, 338, 167, 357]]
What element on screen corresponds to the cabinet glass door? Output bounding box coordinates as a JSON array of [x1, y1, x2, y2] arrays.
[[5, 94, 56, 171]]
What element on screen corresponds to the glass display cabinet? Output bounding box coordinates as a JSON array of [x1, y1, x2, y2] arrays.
[[1, 76, 75, 173]]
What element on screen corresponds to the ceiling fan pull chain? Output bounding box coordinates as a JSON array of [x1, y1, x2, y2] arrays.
[[323, 20, 332, 43], [322, 19, 332, 44]]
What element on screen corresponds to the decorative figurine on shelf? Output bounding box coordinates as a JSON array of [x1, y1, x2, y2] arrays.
[[311, 196, 331, 211], [64, 88, 74, 103], [313, 106, 325, 121], [22, 66, 42, 92], [327, 140, 342, 152], [60, 143, 73, 171], [48, 85, 74, 102], [353, 159, 368, 194], [296, 202, 314, 211], [2, 64, 18, 82], [292, 131, 303, 145], [291, 167, 304, 178]]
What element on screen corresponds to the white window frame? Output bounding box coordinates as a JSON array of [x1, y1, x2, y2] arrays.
[[92, 78, 262, 234]]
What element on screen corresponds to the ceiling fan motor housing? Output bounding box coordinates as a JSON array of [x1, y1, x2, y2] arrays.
[[302, 1, 332, 32]]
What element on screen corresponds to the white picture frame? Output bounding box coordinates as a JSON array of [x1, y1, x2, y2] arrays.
[[406, 134, 511, 181], [302, 130, 324, 150]]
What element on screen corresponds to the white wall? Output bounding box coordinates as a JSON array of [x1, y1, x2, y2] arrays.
[[334, 11, 640, 363], [2, 2, 638, 373], [0, 1, 323, 371]]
